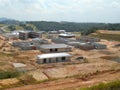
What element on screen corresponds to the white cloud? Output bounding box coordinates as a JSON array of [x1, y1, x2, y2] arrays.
[[0, 0, 119, 22], [111, 1, 120, 8]]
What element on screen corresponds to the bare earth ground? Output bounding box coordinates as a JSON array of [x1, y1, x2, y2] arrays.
[[0, 35, 120, 90], [96, 30, 120, 34], [7, 70, 120, 90]]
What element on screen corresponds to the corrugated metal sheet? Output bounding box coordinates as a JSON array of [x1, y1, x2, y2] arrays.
[[40, 44, 70, 49], [59, 33, 75, 37], [37, 53, 71, 59]]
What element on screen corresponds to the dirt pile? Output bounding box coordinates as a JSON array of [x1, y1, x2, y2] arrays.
[[29, 70, 48, 81], [0, 78, 19, 86]]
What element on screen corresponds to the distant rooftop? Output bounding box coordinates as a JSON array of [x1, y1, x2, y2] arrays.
[[40, 44, 70, 49], [11, 30, 25, 35], [19, 30, 30, 33], [59, 33, 75, 37], [32, 38, 43, 41]]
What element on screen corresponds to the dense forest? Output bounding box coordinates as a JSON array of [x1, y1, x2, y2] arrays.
[[27, 21, 120, 35]]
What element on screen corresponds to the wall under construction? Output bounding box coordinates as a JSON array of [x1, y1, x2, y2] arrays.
[[19, 31, 42, 40]]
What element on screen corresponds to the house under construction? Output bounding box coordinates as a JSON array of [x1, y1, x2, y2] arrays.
[[39, 44, 72, 53], [76, 36, 100, 42], [36, 53, 71, 64], [12, 38, 49, 50], [19, 31, 42, 40]]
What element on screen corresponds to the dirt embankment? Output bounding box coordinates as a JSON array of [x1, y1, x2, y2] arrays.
[[7, 69, 120, 90]]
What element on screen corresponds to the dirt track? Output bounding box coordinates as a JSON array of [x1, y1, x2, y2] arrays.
[[7, 70, 120, 90]]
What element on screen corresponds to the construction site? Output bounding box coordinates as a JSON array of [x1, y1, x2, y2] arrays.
[[0, 30, 120, 90]]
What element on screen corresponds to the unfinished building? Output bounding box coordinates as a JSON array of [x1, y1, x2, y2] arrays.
[[29, 31, 42, 38], [3, 31, 20, 40], [19, 31, 29, 40], [79, 43, 95, 50], [79, 42, 107, 50], [19, 31, 42, 40], [52, 37, 76, 44], [76, 36, 100, 42], [12, 38, 49, 50], [67, 42, 82, 48], [12, 41, 37, 50], [52, 37, 70, 44], [36, 53, 71, 64], [39, 44, 72, 53], [92, 43, 107, 49], [32, 38, 49, 45]]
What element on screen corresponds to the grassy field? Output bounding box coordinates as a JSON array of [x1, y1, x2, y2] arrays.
[[90, 33, 120, 41], [80, 80, 120, 90]]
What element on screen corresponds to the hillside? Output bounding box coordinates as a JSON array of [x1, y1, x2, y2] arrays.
[[0, 18, 24, 25], [4, 24, 37, 32], [0, 18, 120, 35], [0, 24, 37, 32], [0, 17, 10, 22], [27, 21, 120, 35]]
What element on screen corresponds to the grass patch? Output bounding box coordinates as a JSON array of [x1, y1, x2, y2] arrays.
[[15, 25, 24, 30], [90, 33, 120, 41], [0, 62, 6, 66], [0, 52, 15, 57], [0, 70, 20, 79], [80, 80, 120, 90]]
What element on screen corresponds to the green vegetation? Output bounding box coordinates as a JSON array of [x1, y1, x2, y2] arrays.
[[1, 20, 120, 35], [4, 25, 23, 32], [19, 23, 38, 31], [90, 33, 120, 41], [0, 70, 20, 79], [14, 25, 23, 30], [27, 21, 120, 35], [80, 80, 120, 90], [4, 24, 37, 32], [0, 62, 6, 66]]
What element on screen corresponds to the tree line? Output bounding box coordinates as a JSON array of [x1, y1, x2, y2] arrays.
[[27, 21, 120, 35]]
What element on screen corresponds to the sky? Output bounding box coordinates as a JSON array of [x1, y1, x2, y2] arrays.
[[0, 0, 120, 23]]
